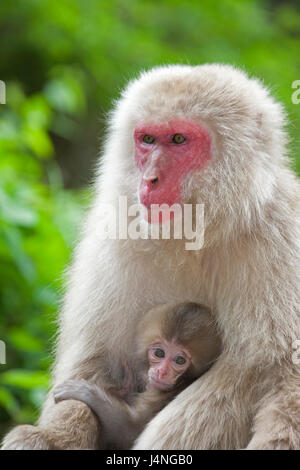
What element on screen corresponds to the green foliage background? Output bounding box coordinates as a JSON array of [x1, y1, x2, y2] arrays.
[[0, 0, 299, 439]]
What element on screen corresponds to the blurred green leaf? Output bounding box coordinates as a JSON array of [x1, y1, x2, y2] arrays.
[[21, 95, 52, 130], [8, 328, 44, 353], [0, 387, 19, 415], [0, 370, 50, 390], [0, 192, 38, 227], [22, 126, 54, 158], [44, 76, 85, 114]]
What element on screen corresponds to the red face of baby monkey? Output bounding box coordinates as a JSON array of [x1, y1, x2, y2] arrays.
[[134, 119, 211, 223], [148, 339, 191, 390]]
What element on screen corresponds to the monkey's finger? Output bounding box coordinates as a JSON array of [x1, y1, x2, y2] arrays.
[[53, 381, 87, 401], [53, 387, 75, 402]]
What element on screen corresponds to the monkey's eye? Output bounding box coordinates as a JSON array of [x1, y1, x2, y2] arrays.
[[174, 355, 186, 365], [153, 348, 165, 358], [172, 133, 186, 144], [143, 134, 155, 144]]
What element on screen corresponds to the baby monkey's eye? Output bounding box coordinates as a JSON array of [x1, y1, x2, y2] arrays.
[[175, 355, 186, 365], [143, 135, 155, 144], [172, 133, 186, 144], [153, 348, 165, 358]]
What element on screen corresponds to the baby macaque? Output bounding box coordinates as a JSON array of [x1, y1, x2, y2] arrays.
[[53, 302, 221, 449]]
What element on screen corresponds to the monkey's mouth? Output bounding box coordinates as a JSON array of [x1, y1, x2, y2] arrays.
[[150, 376, 173, 390]]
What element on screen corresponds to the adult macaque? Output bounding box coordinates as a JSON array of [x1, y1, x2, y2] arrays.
[[53, 303, 221, 449], [2, 64, 300, 450]]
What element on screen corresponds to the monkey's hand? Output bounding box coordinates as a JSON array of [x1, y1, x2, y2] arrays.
[[53, 379, 109, 408], [54, 379, 139, 449]]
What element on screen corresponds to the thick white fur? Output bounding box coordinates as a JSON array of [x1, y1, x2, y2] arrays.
[[2, 64, 300, 449]]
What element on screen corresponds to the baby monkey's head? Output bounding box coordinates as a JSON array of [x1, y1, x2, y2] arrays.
[[137, 302, 221, 391]]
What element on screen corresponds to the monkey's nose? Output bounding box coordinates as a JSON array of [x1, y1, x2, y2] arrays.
[[144, 176, 159, 193], [150, 177, 159, 185], [143, 168, 161, 189], [158, 368, 167, 379]]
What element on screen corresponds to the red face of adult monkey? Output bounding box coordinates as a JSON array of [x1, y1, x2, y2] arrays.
[[134, 120, 211, 222]]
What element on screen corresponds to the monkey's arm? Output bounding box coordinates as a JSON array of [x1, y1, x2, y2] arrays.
[[53, 380, 173, 449], [53, 380, 143, 449]]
